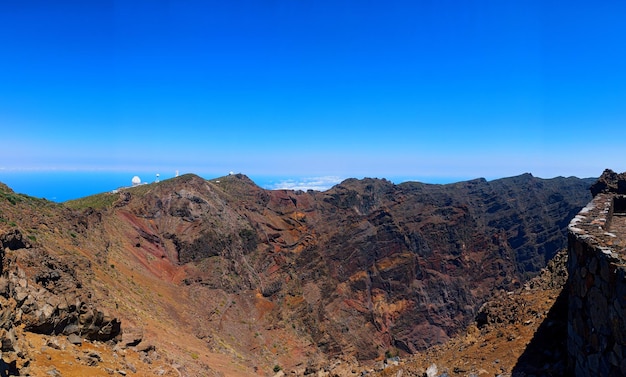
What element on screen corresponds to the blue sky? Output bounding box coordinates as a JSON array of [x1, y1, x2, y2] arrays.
[[1, 1, 625, 193]]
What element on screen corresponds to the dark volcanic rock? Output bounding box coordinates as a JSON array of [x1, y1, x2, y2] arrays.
[[279, 174, 592, 357], [6, 247, 121, 342], [589, 168, 626, 196], [1, 229, 31, 251], [0, 228, 121, 373], [101, 172, 593, 360]]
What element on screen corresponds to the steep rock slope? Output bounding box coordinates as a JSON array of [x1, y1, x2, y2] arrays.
[[276, 174, 591, 357], [368, 249, 571, 377], [0, 173, 594, 374], [0, 185, 176, 376], [82, 173, 592, 363]]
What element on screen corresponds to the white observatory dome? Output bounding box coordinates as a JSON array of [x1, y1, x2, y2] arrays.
[[131, 176, 141, 186]]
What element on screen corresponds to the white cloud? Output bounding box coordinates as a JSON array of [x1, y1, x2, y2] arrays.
[[268, 176, 344, 192]]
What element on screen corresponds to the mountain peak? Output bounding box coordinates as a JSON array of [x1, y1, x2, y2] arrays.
[[0, 172, 598, 375]]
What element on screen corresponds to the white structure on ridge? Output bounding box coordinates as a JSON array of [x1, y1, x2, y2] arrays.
[[131, 176, 141, 186], [155, 173, 160, 183]]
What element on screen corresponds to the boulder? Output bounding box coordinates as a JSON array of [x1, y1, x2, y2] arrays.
[[590, 169, 626, 196], [121, 327, 144, 348], [67, 333, 82, 345], [0, 229, 30, 251]]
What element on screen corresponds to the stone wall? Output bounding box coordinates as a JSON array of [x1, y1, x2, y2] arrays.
[[567, 192, 626, 376]]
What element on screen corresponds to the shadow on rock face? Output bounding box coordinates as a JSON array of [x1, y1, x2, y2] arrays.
[[511, 284, 568, 377], [0, 358, 18, 377]]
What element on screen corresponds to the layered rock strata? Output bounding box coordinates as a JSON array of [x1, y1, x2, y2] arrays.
[[108, 172, 593, 360]]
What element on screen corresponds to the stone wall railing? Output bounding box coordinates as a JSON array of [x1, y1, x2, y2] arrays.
[[567, 193, 626, 376]]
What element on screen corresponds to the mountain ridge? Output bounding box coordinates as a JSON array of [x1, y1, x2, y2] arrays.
[[0, 172, 595, 375]]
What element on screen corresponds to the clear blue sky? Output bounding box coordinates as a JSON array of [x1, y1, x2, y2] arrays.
[[1, 1, 625, 186]]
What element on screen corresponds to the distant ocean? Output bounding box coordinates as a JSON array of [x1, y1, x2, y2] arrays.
[[0, 171, 156, 202], [0, 171, 340, 202], [0, 171, 469, 203]]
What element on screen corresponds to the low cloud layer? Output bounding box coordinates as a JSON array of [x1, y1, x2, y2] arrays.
[[267, 176, 344, 192]]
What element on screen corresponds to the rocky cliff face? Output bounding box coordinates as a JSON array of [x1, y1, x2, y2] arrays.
[[0, 173, 594, 375], [0, 191, 121, 375]]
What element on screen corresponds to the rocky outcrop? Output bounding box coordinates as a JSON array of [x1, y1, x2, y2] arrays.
[[589, 168, 626, 196], [1, 229, 31, 251], [0, 229, 121, 374]]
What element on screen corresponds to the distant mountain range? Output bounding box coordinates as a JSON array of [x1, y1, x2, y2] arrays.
[[0, 172, 595, 375]]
